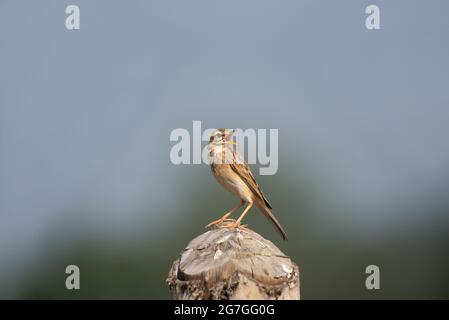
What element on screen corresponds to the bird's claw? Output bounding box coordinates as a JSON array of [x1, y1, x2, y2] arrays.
[[220, 221, 249, 232], [206, 217, 233, 229], [206, 218, 250, 233]]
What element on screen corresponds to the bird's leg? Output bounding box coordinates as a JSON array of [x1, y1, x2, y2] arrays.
[[206, 200, 245, 228], [222, 202, 253, 231]]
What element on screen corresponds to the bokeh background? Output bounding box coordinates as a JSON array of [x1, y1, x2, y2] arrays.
[[1, 0, 448, 299]]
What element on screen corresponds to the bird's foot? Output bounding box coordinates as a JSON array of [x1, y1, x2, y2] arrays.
[[206, 216, 233, 229], [220, 221, 250, 233]]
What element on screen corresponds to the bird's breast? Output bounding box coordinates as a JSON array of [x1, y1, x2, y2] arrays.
[[211, 164, 254, 202]]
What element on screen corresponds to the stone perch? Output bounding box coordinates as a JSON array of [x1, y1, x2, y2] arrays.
[[167, 226, 300, 300]]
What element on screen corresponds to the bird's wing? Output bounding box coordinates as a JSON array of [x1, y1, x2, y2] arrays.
[[229, 152, 272, 209], [229, 156, 288, 240]]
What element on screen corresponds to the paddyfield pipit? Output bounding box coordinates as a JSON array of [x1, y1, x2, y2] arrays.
[[206, 128, 288, 240]]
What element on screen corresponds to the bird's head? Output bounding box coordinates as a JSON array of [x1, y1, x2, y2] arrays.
[[209, 128, 235, 145]]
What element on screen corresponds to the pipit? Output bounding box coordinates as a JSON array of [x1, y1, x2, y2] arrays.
[[206, 128, 288, 240]]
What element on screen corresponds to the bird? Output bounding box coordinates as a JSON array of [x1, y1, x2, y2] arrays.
[[206, 128, 288, 240]]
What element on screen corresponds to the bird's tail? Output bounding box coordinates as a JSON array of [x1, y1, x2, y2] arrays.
[[256, 201, 288, 240]]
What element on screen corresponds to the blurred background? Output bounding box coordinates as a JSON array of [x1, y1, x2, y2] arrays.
[[1, 0, 448, 299]]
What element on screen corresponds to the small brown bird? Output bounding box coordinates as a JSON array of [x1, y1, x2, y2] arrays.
[[207, 128, 288, 240]]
